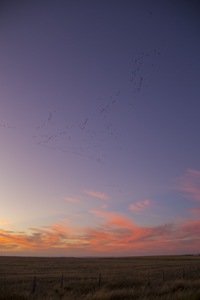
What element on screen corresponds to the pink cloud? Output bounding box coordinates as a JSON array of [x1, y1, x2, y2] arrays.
[[84, 213, 174, 254], [84, 190, 109, 200], [90, 209, 135, 229], [175, 219, 200, 246], [1, 210, 200, 256], [175, 169, 200, 201], [65, 196, 81, 203], [187, 169, 200, 176], [190, 207, 200, 214], [100, 204, 108, 209], [129, 199, 151, 212]]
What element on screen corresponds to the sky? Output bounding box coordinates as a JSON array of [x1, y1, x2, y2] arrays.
[[0, 0, 200, 256]]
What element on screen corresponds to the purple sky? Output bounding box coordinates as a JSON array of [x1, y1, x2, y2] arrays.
[[0, 0, 200, 256]]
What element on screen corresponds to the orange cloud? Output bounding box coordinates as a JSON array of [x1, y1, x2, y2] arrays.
[[129, 199, 151, 212], [0, 219, 13, 228], [83, 213, 174, 254], [84, 190, 109, 200], [1, 210, 200, 256], [90, 209, 135, 229], [175, 169, 200, 201], [0, 221, 84, 253]]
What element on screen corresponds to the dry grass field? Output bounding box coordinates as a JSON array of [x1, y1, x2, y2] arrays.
[[0, 255, 200, 299]]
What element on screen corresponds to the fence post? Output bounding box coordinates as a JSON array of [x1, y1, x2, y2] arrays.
[[162, 271, 165, 282], [32, 276, 36, 293], [182, 269, 185, 279], [147, 271, 150, 285], [60, 274, 64, 289], [98, 273, 102, 287]]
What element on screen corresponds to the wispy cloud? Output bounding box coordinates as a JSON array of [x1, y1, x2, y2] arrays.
[[189, 207, 200, 214], [100, 204, 108, 209], [176, 219, 200, 246], [0, 219, 15, 231], [129, 199, 151, 212], [84, 190, 109, 200], [175, 169, 200, 201], [89, 210, 135, 229], [0, 219, 13, 227], [65, 197, 82, 203], [1, 210, 200, 256]]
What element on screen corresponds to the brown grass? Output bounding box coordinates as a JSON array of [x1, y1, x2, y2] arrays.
[[0, 255, 200, 299]]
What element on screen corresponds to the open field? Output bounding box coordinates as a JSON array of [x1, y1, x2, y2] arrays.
[[0, 255, 200, 299]]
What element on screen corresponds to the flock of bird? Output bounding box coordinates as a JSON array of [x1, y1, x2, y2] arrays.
[[1, 50, 161, 164], [0, 122, 16, 129]]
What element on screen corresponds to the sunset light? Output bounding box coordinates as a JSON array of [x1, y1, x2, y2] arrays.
[[0, 1, 200, 257]]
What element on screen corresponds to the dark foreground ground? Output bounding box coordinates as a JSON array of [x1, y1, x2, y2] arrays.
[[0, 255, 200, 299]]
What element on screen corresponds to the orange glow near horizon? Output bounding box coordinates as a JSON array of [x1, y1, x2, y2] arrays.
[[1, 212, 200, 256]]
